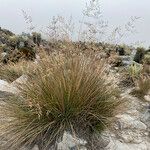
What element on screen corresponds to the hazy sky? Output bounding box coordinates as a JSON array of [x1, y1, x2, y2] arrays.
[[0, 0, 150, 47]]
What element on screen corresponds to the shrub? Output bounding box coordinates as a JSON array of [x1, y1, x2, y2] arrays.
[[133, 47, 145, 63], [118, 46, 125, 56], [0, 54, 121, 150], [128, 62, 142, 79]]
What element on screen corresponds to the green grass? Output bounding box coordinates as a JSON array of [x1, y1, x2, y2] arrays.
[[0, 54, 121, 150]]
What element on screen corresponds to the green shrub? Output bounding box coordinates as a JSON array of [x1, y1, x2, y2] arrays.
[[0, 54, 121, 150], [128, 62, 142, 79], [133, 47, 145, 63]]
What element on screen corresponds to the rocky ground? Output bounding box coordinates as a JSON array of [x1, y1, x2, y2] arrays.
[[0, 64, 149, 150]]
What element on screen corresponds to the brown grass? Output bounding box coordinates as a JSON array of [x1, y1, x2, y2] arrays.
[[131, 77, 150, 100], [0, 53, 122, 150], [0, 60, 35, 82]]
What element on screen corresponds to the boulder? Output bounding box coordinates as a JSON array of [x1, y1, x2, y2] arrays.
[[0, 79, 18, 94], [115, 114, 147, 130]]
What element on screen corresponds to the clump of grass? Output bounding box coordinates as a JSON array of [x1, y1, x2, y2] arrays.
[[120, 62, 142, 87], [0, 60, 35, 82], [131, 77, 150, 99], [0, 54, 121, 150]]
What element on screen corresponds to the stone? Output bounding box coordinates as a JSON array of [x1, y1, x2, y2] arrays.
[[141, 109, 150, 128], [144, 95, 150, 102], [126, 109, 140, 118], [0, 90, 14, 100], [117, 130, 144, 144], [31, 145, 39, 150], [105, 139, 149, 150], [11, 74, 28, 87], [115, 114, 147, 130], [57, 132, 86, 150], [1, 52, 7, 58], [0, 79, 18, 94]]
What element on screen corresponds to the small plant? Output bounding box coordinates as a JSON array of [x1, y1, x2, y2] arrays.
[[0, 54, 121, 150], [120, 62, 142, 87], [128, 62, 142, 79]]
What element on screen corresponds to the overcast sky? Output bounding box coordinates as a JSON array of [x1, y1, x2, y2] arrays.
[[0, 0, 150, 47]]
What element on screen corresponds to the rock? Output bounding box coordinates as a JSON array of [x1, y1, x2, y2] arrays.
[[0, 79, 18, 94], [1, 52, 7, 58], [114, 114, 148, 144], [144, 95, 150, 102], [121, 56, 132, 66], [115, 114, 147, 130], [57, 132, 86, 150], [31, 145, 39, 150], [0, 90, 14, 100], [141, 109, 150, 128], [117, 130, 144, 143], [11, 74, 27, 87], [105, 139, 149, 150], [126, 109, 140, 118], [34, 54, 40, 64]]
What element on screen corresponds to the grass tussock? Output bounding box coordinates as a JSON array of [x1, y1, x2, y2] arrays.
[[0, 54, 121, 150], [131, 77, 150, 99], [120, 62, 142, 87], [0, 60, 35, 82]]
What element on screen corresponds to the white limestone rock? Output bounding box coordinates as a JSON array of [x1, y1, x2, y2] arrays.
[[105, 139, 149, 150], [0, 79, 18, 94], [57, 132, 86, 150], [115, 114, 147, 130]]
